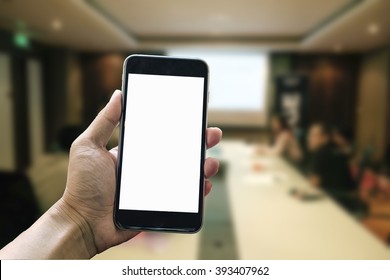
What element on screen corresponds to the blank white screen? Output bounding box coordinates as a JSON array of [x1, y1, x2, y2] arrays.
[[168, 50, 270, 127], [119, 74, 204, 213]]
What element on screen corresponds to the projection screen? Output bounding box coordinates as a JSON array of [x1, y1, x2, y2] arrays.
[[168, 50, 270, 127]]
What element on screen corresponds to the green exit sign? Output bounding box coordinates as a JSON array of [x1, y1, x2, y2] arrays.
[[13, 32, 30, 49]]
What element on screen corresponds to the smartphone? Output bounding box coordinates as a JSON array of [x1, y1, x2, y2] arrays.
[[114, 54, 209, 233]]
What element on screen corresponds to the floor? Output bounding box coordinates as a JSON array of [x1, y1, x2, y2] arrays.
[[199, 170, 239, 259]]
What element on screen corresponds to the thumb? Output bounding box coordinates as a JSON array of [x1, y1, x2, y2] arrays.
[[82, 90, 122, 148]]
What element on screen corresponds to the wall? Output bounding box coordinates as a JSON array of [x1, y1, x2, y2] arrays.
[[0, 29, 71, 168], [268, 54, 292, 113], [356, 49, 390, 161], [80, 53, 125, 125], [387, 55, 390, 158], [291, 54, 360, 130], [27, 59, 44, 164], [66, 54, 83, 125], [42, 48, 69, 151], [269, 53, 360, 134], [79, 51, 164, 125], [0, 30, 33, 170], [0, 53, 15, 170]]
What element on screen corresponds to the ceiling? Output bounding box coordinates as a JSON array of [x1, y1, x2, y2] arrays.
[[0, 0, 388, 52], [92, 0, 350, 37], [0, 0, 135, 50], [302, 0, 390, 51]]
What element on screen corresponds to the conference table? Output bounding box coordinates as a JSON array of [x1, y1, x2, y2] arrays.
[[93, 140, 390, 259]]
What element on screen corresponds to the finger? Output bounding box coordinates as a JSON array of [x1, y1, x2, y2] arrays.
[[204, 180, 212, 196], [82, 90, 122, 148], [206, 127, 222, 149], [204, 157, 219, 179], [109, 146, 118, 159]]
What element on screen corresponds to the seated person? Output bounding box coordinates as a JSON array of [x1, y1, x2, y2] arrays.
[[332, 125, 354, 158], [358, 162, 378, 200], [306, 123, 354, 195], [359, 162, 390, 200], [258, 114, 302, 163], [376, 163, 390, 199]]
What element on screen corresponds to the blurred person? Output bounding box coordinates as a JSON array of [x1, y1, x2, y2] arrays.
[[306, 123, 354, 194], [376, 164, 390, 199], [0, 90, 222, 259], [359, 162, 390, 199], [358, 162, 379, 201], [332, 125, 360, 189], [332, 125, 354, 158], [258, 114, 302, 164]]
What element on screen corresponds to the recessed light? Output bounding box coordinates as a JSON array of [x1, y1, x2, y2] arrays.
[[51, 19, 63, 31], [367, 23, 379, 35]]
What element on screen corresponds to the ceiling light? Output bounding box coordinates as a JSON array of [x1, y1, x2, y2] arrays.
[[367, 23, 379, 35], [51, 19, 63, 31]]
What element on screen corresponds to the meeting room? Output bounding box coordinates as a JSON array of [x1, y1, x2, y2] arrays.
[[1, 0, 390, 262]]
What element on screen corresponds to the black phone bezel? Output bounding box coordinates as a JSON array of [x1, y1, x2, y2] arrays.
[[114, 55, 209, 233]]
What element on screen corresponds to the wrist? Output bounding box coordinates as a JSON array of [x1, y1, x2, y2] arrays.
[[51, 199, 97, 259], [0, 198, 98, 259]]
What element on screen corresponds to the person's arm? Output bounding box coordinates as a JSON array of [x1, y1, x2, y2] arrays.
[[0, 200, 96, 259], [289, 137, 303, 161], [307, 151, 323, 188], [308, 174, 321, 188], [263, 132, 290, 156], [0, 90, 222, 259]]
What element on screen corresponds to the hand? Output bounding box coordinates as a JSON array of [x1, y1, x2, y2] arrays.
[[60, 90, 222, 256]]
